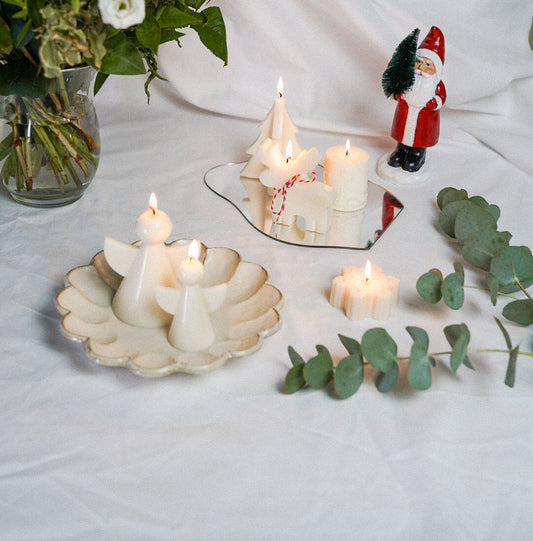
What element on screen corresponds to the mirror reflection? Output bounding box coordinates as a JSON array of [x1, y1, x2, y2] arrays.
[[204, 163, 403, 249]]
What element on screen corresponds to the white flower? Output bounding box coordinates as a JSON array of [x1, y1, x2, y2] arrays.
[[98, 0, 145, 30]]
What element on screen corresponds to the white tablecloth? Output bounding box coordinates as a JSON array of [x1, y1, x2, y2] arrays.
[[2, 1, 533, 539]]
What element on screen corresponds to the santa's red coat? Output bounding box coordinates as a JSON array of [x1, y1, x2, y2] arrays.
[[391, 81, 446, 148]]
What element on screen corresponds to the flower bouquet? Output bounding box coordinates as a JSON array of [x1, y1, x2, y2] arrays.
[[0, 0, 227, 206]]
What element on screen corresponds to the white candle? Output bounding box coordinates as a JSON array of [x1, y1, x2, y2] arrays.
[[257, 137, 320, 189], [156, 240, 216, 351], [323, 139, 369, 211], [271, 76, 285, 142], [104, 193, 175, 328], [330, 260, 399, 320]]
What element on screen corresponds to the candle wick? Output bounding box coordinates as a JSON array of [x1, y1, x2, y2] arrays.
[[345, 150, 349, 157], [286, 156, 291, 164], [278, 92, 282, 98], [150, 206, 156, 215]]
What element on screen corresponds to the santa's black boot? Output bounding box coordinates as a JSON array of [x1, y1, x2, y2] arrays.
[[387, 143, 409, 168], [402, 147, 426, 172]]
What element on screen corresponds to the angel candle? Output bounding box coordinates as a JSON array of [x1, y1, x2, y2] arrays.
[[257, 138, 320, 189], [156, 240, 226, 351], [330, 260, 399, 321], [323, 139, 369, 211], [104, 193, 176, 328]]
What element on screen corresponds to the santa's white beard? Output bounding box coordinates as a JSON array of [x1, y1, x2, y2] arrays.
[[404, 70, 438, 108]]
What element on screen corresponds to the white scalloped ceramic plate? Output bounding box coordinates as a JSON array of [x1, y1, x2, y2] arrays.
[[55, 240, 283, 377]]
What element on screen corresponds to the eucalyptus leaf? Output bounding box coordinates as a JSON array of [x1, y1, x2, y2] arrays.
[[444, 324, 471, 372], [468, 195, 501, 221], [407, 336, 432, 390], [437, 187, 468, 210], [487, 272, 499, 305], [361, 328, 397, 373], [494, 317, 513, 350], [453, 261, 464, 276], [316, 344, 331, 358], [439, 200, 472, 238], [502, 299, 533, 326], [334, 354, 364, 398], [375, 362, 399, 393], [441, 272, 465, 310], [338, 334, 362, 356], [303, 353, 333, 389], [416, 270, 443, 304], [288, 345, 305, 367], [489, 246, 533, 293], [454, 204, 498, 244], [406, 326, 429, 349], [462, 230, 512, 271], [285, 363, 306, 394], [504, 346, 519, 387]]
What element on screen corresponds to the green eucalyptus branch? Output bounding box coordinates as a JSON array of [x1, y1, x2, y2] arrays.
[[416, 187, 533, 327], [284, 318, 531, 399]]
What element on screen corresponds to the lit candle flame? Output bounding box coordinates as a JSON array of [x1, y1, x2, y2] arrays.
[[148, 192, 158, 215], [277, 76, 283, 98], [364, 260, 371, 283], [345, 139, 350, 157], [285, 140, 293, 163], [188, 239, 200, 260]]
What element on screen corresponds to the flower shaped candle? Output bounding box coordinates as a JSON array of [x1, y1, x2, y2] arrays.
[[330, 260, 400, 321], [104, 193, 176, 328]]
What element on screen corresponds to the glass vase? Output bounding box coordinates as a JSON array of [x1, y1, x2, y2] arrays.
[[0, 66, 100, 207]]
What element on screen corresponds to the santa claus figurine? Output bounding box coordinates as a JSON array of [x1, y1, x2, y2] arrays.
[[386, 26, 446, 173]]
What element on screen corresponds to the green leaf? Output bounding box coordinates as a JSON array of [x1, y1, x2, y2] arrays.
[[489, 246, 533, 293], [192, 6, 227, 64], [502, 299, 533, 326], [453, 261, 465, 276], [361, 328, 397, 373], [494, 317, 513, 350], [437, 187, 468, 210], [160, 28, 185, 44], [338, 334, 362, 356], [0, 132, 14, 162], [444, 324, 471, 372], [462, 230, 512, 271], [439, 199, 471, 238], [375, 363, 399, 393], [303, 353, 333, 389], [316, 344, 331, 358], [529, 16, 533, 50], [454, 204, 498, 244], [334, 354, 364, 398], [441, 272, 465, 310], [487, 272, 499, 305], [136, 14, 161, 54], [285, 363, 306, 393], [468, 195, 501, 222], [505, 346, 519, 387], [0, 61, 51, 97], [0, 15, 13, 55], [416, 269, 443, 304], [100, 33, 145, 75], [288, 345, 305, 367], [407, 329, 432, 390], [157, 6, 202, 28], [94, 72, 109, 95]]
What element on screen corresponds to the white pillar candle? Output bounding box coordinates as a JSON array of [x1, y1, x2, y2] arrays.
[[156, 240, 216, 352], [330, 260, 399, 321], [104, 193, 175, 328], [323, 139, 369, 211]]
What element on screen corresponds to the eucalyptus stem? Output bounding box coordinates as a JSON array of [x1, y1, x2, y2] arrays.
[[463, 284, 520, 301], [516, 281, 533, 300]]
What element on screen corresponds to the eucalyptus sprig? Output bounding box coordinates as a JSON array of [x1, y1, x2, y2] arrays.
[[416, 187, 533, 326], [284, 318, 533, 398]]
